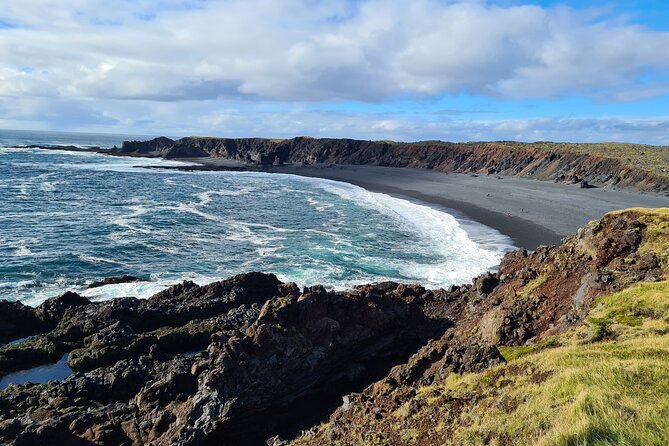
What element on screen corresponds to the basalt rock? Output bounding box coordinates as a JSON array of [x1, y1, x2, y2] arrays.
[[87, 275, 147, 289], [0, 300, 44, 343], [0, 278, 454, 445]]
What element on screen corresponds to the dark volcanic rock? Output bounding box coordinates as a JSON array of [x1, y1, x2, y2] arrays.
[[0, 301, 44, 343], [87, 275, 147, 289], [0, 274, 454, 445], [35, 291, 91, 326]]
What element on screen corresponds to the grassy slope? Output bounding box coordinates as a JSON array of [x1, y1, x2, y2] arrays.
[[429, 281, 669, 446]]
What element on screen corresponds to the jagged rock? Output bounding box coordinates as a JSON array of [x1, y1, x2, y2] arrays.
[[35, 292, 90, 326], [0, 301, 43, 343], [473, 272, 499, 295]]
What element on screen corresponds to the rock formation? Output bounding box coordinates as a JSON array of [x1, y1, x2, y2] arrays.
[[113, 137, 669, 193]]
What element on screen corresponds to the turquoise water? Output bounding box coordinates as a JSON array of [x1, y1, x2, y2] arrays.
[[0, 130, 514, 306]]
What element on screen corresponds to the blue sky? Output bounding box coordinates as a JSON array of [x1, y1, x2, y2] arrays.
[[1, 0, 669, 143]]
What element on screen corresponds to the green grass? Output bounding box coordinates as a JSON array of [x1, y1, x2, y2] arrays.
[[418, 280, 669, 445], [586, 281, 669, 340], [401, 429, 420, 442], [434, 334, 669, 446], [498, 337, 559, 361]]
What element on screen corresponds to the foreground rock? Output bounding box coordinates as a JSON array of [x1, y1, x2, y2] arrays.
[[0, 276, 454, 445], [0, 209, 667, 445]]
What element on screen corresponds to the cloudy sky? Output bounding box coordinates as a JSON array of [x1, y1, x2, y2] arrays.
[[1, 0, 669, 143]]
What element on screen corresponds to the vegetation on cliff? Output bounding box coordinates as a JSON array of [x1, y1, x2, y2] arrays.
[[305, 280, 669, 446]]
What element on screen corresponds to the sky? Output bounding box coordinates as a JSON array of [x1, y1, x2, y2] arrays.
[[1, 0, 669, 143]]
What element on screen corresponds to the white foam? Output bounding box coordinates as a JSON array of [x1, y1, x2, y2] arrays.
[[262, 173, 516, 289], [2, 146, 197, 173], [12, 241, 32, 257], [78, 254, 129, 266], [195, 187, 256, 206], [40, 181, 59, 192]]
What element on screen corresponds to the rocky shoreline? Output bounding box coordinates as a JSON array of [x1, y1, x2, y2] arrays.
[[1, 209, 667, 445]]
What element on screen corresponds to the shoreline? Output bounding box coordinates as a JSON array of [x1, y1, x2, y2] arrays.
[[172, 158, 669, 250], [264, 165, 561, 250]]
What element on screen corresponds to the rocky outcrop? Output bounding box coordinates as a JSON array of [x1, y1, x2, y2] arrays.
[[116, 137, 669, 193], [0, 278, 454, 445], [87, 275, 147, 289], [0, 210, 667, 445]]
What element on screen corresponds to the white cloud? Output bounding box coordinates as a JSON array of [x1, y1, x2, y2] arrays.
[[1, 0, 669, 143], [1, 0, 669, 103]]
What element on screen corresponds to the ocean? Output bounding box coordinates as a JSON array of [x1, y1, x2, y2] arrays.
[[0, 129, 514, 306]]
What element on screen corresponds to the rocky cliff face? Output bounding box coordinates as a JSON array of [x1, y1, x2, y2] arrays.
[[0, 209, 666, 445], [117, 137, 669, 193]]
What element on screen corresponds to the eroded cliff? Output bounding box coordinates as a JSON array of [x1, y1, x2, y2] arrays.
[[116, 137, 669, 193]]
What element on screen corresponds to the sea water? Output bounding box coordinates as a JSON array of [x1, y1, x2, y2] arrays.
[[0, 130, 514, 306]]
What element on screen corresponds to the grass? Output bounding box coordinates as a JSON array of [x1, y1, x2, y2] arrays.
[[517, 273, 549, 300], [498, 337, 559, 361], [586, 281, 669, 340], [419, 280, 669, 445], [434, 335, 669, 446]]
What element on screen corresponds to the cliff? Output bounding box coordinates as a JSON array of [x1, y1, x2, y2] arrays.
[[117, 136, 669, 193], [0, 208, 668, 445]]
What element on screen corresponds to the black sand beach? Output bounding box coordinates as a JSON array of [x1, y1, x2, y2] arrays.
[[248, 164, 669, 250]]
